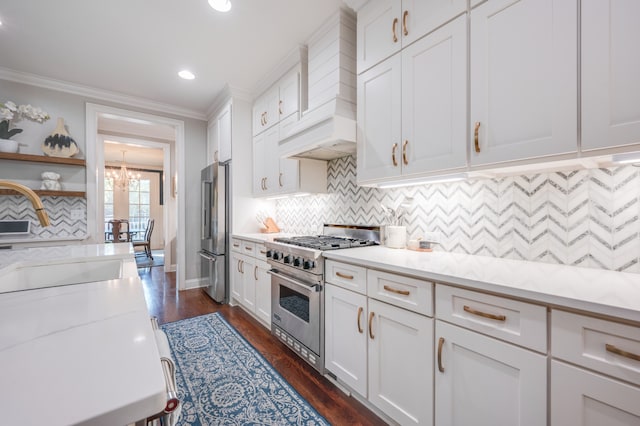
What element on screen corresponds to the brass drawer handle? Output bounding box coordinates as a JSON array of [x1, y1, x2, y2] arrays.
[[237, 259, 241, 272], [402, 140, 409, 165], [383, 285, 410, 296], [392, 17, 398, 43], [402, 10, 408, 36], [336, 271, 354, 280], [368, 312, 375, 339], [437, 337, 445, 372], [606, 344, 640, 362], [392, 142, 398, 166], [474, 121, 481, 153], [260, 250, 267, 255], [357, 307, 364, 334], [244, 246, 253, 251], [239, 260, 244, 273], [463, 305, 506, 321], [233, 243, 240, 248]]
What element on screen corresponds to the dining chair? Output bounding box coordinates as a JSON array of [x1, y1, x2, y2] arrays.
[[107, 219, 131, 243], [133, 219, 154, 259]]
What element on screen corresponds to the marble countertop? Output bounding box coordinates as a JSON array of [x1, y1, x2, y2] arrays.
[[0, 244, 166, 425], [323, 246, 640, 323], [233, 232, 296, 244]]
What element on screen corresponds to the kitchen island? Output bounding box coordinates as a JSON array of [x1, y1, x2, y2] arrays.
[[0, 244, 167, 425]]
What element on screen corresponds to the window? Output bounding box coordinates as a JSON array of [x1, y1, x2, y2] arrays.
[[129, 179, 151, 231], [104, 177, 114, 232]]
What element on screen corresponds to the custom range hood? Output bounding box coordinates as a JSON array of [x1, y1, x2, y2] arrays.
[[278, 97, 356, 160], [279, 8, 357, 161]]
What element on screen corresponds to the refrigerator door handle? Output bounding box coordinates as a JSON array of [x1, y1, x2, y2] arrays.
[[198, 251, 217, 261]]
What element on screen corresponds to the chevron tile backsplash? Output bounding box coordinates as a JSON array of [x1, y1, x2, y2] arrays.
[[275, 155, 640, 274], [0, 196, 87, 240]]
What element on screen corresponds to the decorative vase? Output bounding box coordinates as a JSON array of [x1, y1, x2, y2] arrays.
[[42, 118, 79, 157], [0, 138, 19, 153]]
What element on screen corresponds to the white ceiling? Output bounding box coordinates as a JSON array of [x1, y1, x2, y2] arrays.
[[0, 0, 347, 116]]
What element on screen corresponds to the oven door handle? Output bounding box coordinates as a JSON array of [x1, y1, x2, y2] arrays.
[[268, 269, 321, 293]]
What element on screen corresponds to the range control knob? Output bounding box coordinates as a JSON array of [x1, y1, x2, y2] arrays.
[[283, 255, 293, 264], [265, 250, 274, 258], [272, 251, 281, 261], [303, 260, 315, 270], [293, 257, 302, 267]]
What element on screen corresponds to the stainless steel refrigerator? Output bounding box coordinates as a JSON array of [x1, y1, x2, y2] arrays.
[[199, 162, 229, 303]]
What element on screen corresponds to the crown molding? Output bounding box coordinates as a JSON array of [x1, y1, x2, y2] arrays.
[[206, 84, 253, 121], [250, 45, 308, 99], [0, 66, 208, 121], [343, 0, 369, 12]]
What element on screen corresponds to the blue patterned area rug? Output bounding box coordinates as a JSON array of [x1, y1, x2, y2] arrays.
[[161, 313, 330, 426]]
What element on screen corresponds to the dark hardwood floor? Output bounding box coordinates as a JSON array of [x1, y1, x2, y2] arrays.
[[138, 266, 387, 426]]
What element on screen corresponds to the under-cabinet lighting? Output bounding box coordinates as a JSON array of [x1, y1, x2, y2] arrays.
[[266, 194, 291, 201], [378, 173, 469, 189], [208, 0, 231, 12], [611, 152, 640, 165]]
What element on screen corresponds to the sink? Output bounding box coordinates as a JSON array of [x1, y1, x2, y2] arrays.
[[1, 258, 138, 294]]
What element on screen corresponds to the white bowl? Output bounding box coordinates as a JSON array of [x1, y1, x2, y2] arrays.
[[0, 138, 19, 153]]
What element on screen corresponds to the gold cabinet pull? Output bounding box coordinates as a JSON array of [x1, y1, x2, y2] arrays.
[[474, 121, 481, 153], [402, 140, 409, 165], [279, 172, 283, 187], [237, 259, 241, 272], [357, 307, 364, 334], [254, 265, 258, 281], [336, 271, 354, 280], [279, 100, 283, 115], [263, 177, 268, 191], [402, 10, 409, 36], [437, 337, 445, 372], [392, 17, 398, 43], [463, 305, 506, 321], [260, 250, 267, 255], [368, 312, 375, 339], [383, 285, 410, 296], [233, 242, 240, 248], [261, 112, 266, 126], [606, 344, 640, 362], [244, 246, 253, 251], [392, 143, 398, 166], [239, 260, 244, 274]]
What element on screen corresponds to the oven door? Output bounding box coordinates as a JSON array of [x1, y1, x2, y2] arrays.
[[269, 269, 321, 355]]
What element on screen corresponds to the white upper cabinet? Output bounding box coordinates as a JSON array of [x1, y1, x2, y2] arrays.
[[252, 68, 301, 137], [581, 0, 640, 151], [358, 15, 467, 184], [217, 102, 232, 163], [207, 119, 219, 164], [469, 0, 578, 166], [357, 0, 466, 74]]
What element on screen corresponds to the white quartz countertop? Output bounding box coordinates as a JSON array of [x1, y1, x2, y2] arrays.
[[0, 242, 134, 271], [0, 277, 166, 425], [323, 247, 640, 323], [233, 232, 297, 244]]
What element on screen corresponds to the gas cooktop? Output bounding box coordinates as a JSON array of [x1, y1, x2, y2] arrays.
[[273, 235, 378, 251]]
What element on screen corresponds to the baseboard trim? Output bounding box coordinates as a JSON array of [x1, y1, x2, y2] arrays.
[[184, 278, 207, 290]]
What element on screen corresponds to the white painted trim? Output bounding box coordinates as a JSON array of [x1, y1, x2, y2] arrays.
[[0, 67, 207, 120], [86, 103, 187, 289], [206, 84, 253, 120], [185, 278, 208, 290], [250, 45, 308, 98]]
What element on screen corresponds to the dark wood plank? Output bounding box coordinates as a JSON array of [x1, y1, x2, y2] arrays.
[[138, 267, 387, 425], [0, 151, 85, 166], [0, 189, 86, 197]]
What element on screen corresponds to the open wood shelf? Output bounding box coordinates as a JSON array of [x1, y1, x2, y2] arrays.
[[0, 189, 86, 198], [0, 152, 85, 166]]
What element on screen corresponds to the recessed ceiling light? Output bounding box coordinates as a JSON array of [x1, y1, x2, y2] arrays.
[[178, 70, 195, 80], [208, 0, 231, 12]]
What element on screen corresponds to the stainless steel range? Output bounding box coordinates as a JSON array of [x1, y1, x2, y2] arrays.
[[266, 224, 380, 373]]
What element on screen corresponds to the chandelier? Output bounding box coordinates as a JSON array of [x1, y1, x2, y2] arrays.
[[106, 150, 141, 191]]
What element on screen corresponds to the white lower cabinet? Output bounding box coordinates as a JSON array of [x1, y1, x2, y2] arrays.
[[434, 320, 547, 426], [550, 309, 640, 425], [551, 361, 640, 426], [325, 265, 433, 425], [230, 239, 271, 329]]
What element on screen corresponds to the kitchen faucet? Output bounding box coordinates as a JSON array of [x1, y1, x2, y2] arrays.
[[0, 180, 50, 226]]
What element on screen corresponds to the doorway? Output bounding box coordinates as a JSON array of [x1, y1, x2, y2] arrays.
[[86, 104, 186, 286]]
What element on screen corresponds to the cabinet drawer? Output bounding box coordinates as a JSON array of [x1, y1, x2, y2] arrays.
[[231, 238, 242, 253], [325, 260, 367, 295], [255, 243, 268, 261], [552, 310, 640, 385], [367, 269, 433, 316], [436, 284, 547, 353], [241, 241, 256, 257]]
